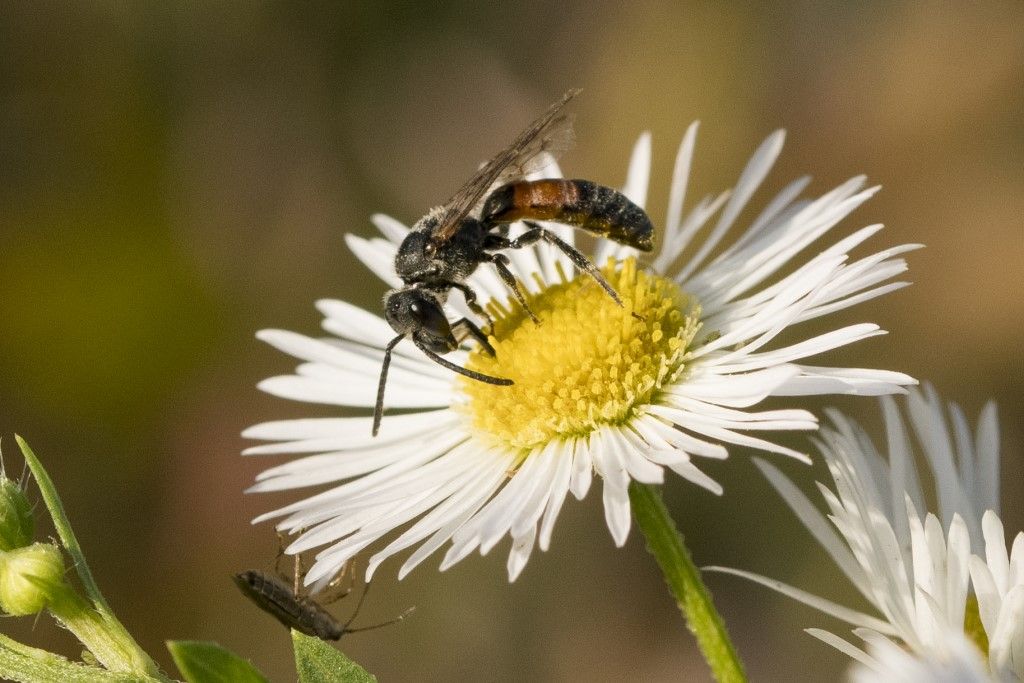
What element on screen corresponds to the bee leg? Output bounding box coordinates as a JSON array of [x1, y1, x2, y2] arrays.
[[484, 252, 540, 324], [452, 318, 496, 356], [445, 281, 493, 328], [513, 223, 624, 308]]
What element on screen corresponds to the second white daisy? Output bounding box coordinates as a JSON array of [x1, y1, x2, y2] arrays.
[[710, 385, 1020, 680]]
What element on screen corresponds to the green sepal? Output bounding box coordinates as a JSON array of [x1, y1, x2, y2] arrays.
[[0, 474, 34, 551]]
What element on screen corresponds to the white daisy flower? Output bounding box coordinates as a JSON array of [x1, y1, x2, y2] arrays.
[[970, 511, 1024, 680], [708, 386, 1006, 676], [244, 122, 917, 586], [849, 628, 996, 683]]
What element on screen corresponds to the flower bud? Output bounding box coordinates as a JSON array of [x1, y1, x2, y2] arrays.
[[0, 475, 34, 551], [0, 542, 66, 615]]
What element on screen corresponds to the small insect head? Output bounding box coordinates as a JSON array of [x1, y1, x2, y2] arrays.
[[384, 288, 455, 353]]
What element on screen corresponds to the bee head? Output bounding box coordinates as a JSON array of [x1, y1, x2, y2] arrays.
[[384, 288, 455, 353]]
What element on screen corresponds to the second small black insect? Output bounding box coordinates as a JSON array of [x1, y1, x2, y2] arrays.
[[234, 561, 411, 641]]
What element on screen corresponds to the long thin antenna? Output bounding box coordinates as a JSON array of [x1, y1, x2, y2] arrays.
[[373, 334, 406, 437], [342, 580, 371, 632], [343, 606, 416, 635], [413, 340, 513, 386]]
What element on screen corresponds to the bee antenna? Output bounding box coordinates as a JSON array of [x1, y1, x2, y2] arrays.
[[412, 340, 513, 386], [373, 335, 406, 437]]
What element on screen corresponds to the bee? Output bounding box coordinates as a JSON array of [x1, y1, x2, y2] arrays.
[[374, 89, 655, 435], [234, 561, 411, 641]]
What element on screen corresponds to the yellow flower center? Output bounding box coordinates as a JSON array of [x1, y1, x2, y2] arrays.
[[963, 594, 990, 658], [461, 258, 700, 451]]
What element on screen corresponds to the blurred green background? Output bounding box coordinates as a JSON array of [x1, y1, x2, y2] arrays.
[[1, 2, 1023, 681]]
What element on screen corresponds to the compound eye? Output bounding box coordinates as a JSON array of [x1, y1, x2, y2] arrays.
[[407, 297, 450, 337], [424, 241, 436, 256], [409, 300, 428, 324]]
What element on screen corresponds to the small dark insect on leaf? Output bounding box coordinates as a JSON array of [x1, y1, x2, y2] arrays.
[[233, 563, 412, 642]]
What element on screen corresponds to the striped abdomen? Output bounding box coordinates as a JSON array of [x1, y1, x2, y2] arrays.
[[481, 179, 654, 251], [233, 570, 344, 640]]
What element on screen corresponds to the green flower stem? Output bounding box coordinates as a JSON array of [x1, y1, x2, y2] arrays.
[[47, 585, 159, 678], [629, 482, 747, 683], [15, 436, 167, 681]]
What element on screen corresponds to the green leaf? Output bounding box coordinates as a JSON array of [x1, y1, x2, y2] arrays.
[[15, 436, 109, 612], [0, 634, 147, 683], [16, 437, 166, 680], [292, 631, 376, 683], [166, 641, 268, 683]]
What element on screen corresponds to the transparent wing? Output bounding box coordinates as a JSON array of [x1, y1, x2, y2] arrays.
[[430, 88, 580, 244]]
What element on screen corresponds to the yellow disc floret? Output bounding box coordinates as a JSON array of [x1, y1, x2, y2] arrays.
[[963, 594, 990, 658], [461, 258, 700, 451]]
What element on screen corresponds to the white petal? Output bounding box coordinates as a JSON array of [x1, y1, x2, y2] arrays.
[[507, 526, 537, 581], [654, 121, 699, 273], [755, 459, 868, 595], [705, 567, 897, 634], [669, 365, 801, 407], [370, 213, 410, 244], [538, 443, 574, 551], [569, 438, 593, 500], [975, 401, 1001, 516], [257, 374, 449, 409], [805, 629, 877, 669], [675, 130, 785, 283], [969, 555, 1001, 638], [367, 457, 509, 579], [591, 430, 632, 546], [315, 299, 401, 349], [242, 409, 450, 442], [983, 511, 1010, 594], [622, 132, 651, 208], [345, 234, 401, 288]]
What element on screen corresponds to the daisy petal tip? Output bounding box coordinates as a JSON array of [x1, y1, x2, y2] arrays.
[[610, 524, 631, 548], [313, 298, 339, 314], [249, 509, 278, 524], [254, 328, 279, 343], [239, 425, 260, 439], [791, 451, 813, 466], [766, 128, 786, 148], [507, 558, 528, 582]]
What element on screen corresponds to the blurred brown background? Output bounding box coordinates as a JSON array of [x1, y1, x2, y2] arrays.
[[1, 2, 1023, 681]]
